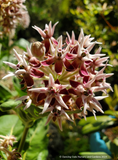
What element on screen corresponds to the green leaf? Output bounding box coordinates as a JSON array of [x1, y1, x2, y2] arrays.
[[0, 151, 7, 160], [0, 84, 12, 101], [13, 77, 26, 96], [0, 99, 20, 112], [79, 116, 117, 134], [0, 115, 24, 141], [23, 118, 48, 160], [15, 38, 30, 50], [37, 150, 48, 160], [104, 110, 118, 116], [79, 152, 111, 160], [110, 139, 118, 158], [113, 137, 118, 146], [16, 108, 34, 127]]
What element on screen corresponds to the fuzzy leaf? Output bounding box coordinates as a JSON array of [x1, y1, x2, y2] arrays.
[[0, 84, 12, 101], [37, 150, 48, 160], [13, 77, 26, 96], [79, 116, 117, 134], [23, 118, 48, 160], [0, 115, 24, 141], [0, 99, 20, 112]]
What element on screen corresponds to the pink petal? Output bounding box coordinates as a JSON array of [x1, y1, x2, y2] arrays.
[[70, 80, 80, 88], [52, 21, 59, 36], [86, 42, 96, 52], [24, 99, 32, 110], [13, 49, 22, 62], [23, 74, 34, 88], [62, 95, 71, 103], [49, 74, 55, 87], [84, 75, 96, 88], [76, 97, 82, 109], [48, 21, 52, 37], [85, 61, 92, 65], [83, 101, 89, 114], [51, 37, 58, 45], [95, 46, 102, 55], [29, 57, 41, 68], [15, 103, 23, 109], [95, 57, 109, 66], [91, 97, 103, 109], [55, 93, 68, 109], [68, 88, 77, 95], [72, 31, 75, 44], [15, 69, 26, 75], [55, 60, 63, 74], [78, 28, 84, 43], [43, 95, 52, 113], [29, 87, 48, 93], [42, 39, 50, 53], [2, 72, 15, 79], [37, 93, 46, 102], [64, 58, 75, 71], [41, 57, 54, 66], [3, 61, 17, 69], [65, 53, 76, 60], [30, 68, 44, 78], [43, 80, 49, 87], [57, 117, 63, 131], [50, 97, 56, 105], [72, 59, 79, 69], [62, 110, 73, 122], [16, 95, 29, 101], [83, 76, 89, 84], [59, 88, 68, 94], [66, 32, 71, 44], [90, 100, 104, 113], [32, 25, 46, 38], [55, 79, 60, 84], [45, 113, 52, 126], [80, 63, 88, 76], [57, 35, 62, 49]]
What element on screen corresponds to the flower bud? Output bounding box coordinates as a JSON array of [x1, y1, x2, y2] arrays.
[[31, 41, 45, 60]]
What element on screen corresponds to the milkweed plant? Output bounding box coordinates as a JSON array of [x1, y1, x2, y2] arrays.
[[1, 20, 113, 159]]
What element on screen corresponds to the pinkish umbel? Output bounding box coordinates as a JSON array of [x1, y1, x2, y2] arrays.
[[2, 21, 113, 130]]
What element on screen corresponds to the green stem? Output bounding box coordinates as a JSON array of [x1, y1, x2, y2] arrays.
[[18, 126, 29, 153]]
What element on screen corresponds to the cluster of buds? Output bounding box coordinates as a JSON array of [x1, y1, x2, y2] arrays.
[[0, 0, 30, 37], [0, 135, 21, 160], [2, 22, 113, 131]]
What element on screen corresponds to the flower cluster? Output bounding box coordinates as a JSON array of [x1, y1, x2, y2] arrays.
[[0, 0, 30, 37], [2, 22, 113, 130], [0, 134, 21, 160]]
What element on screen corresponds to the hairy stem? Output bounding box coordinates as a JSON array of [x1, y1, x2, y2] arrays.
[[18, 126, 29, 153]]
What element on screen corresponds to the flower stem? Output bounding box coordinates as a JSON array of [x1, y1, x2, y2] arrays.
[[18, 126, 29, 153]]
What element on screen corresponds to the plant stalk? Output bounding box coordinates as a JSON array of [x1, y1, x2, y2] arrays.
[[18, 126, 29, 153]]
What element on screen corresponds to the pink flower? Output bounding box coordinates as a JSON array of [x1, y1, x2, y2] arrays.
[[32, 21, 58, 52], [2, 49, 44, 88], [45, 105, 72, 131], [29, 74, 69, 113], [41, 36, 70, 74], [32, 21, 58, 39], [25, 47, 41, 68], [16, 95, 32, 110]]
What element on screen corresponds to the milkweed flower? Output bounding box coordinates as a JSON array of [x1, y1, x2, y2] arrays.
[[2, 49, 44, 88], [0, 134, 21, 160], [0, 0, 30, 37], [2, 21, 113, 130]]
